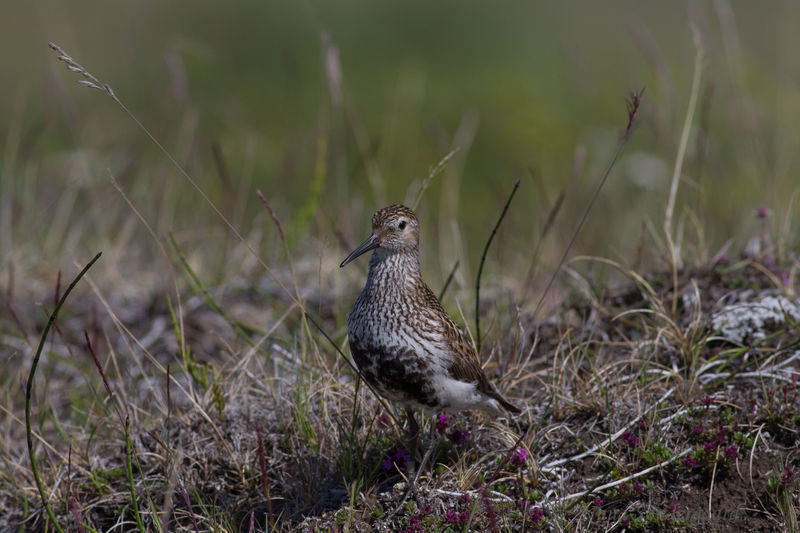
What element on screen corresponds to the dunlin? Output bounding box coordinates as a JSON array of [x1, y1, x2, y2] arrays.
[[340, 205, 520, 469]]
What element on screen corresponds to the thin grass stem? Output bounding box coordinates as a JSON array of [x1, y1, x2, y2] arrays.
[[25, 252, 101, 533], [664, 23, 704, 315], [475, 180, 520, 352], [125, 416, 145, 532], [530, 89, 643, 320], [438, 260, 460, 301]]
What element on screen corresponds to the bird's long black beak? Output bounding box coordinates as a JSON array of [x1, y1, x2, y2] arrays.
[[340, 233, 380, 267]]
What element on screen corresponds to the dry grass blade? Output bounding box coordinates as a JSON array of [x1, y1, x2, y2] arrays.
[[412, 148, 460, 210], [48, 42, 301, 313], [545, 387, 675, 469], [562, 447, 692, 502], [530, 88, 644, 319], [522, 145, 585, 302], [664, 22, 704, 315]]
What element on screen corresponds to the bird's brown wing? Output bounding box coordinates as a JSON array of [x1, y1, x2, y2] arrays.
[[419, 284, 521, 414]]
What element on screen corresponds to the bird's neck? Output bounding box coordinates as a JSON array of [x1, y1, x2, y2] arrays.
[[366, 249, 422, 288]]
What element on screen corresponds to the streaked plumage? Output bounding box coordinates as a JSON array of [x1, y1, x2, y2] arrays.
[[340, 205, 520, 415]]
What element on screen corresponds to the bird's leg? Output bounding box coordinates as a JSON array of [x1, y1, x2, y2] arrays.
[[390, 411, 438, 518], [405, 409, 422, 502], [405, 408, 420, 471], [412, 420, 438, 488], [388, 408, 421, 513]]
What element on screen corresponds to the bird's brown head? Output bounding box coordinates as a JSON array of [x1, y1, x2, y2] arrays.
[[340, 205, 420, 267]]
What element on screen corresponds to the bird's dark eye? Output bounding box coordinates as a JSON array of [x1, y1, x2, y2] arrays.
[[398, 220, 407, 230]]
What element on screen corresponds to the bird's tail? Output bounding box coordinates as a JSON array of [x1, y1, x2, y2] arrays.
[[490, 389, 521, 414]]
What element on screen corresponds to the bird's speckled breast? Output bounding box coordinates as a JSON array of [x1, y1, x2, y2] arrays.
[[347, 251, 449, 409]]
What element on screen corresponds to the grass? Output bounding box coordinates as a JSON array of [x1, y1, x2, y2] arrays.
[[3, 3, 800, 531]]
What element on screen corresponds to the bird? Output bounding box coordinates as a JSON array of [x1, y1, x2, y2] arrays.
[[340, 204, 520, 476]]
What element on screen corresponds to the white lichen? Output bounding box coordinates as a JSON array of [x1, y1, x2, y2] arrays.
[[711, 295, 800, 344]]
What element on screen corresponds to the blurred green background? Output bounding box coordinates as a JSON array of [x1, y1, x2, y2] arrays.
[[2, 1, 799, 300]]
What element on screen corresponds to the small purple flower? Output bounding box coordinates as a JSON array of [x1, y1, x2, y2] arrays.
[[668, 501, 678, 512], [703, 440, 717, 452], [632, 481, 643, 492], [400, 515, 425, 533], [444, 509, 469, 524], [681, 456, 699, 468], [383, 447, 410, 470], [693, 424, 705, 435], [378, 413, 389, 428], [449, 429, 470, 446], [436, 413, 450, 432], [701, 396, 714, 407], [756, 205, 769, 219], [459, 493, 471, 504], [394, 448, 410, 468], [621, 430, 640, 448], [781, 467, 794, 485], [724, 446, 739, 460], [510, 448, 530, 467], [530, 507, 545, 523], [593, 497, 604, 507]]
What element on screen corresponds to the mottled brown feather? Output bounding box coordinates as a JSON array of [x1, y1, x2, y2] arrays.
[[342, 204, 521, 414], [417, 283, 522, 414]]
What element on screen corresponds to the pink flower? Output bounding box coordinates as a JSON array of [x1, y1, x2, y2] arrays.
[[436, 413, 450, 431], [593, 497, 604, 507], [383, 447, 410, 470], [724, 446, 739, 460], [510, 448, 530, 467], [681, 456, 699, 468], [378, 414, 389, 428], [448, 429, 470, 446], [621, 430, 639, 448], [444, 509, 469, 524]]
